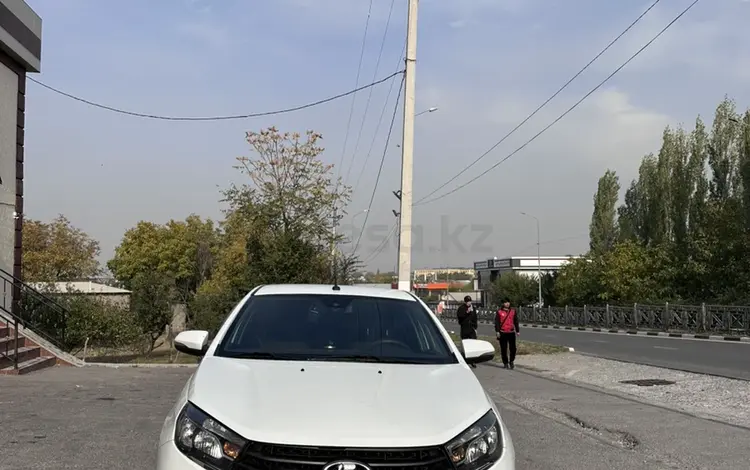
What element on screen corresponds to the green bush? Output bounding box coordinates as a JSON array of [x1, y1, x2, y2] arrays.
[[188, 278, 239, 334], [62, 296, 143, 352]]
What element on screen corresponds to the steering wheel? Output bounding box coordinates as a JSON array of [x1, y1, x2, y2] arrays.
[[369, 339, 412, 351]]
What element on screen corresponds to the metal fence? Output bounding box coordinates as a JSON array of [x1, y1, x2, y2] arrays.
[[432, 303, 750, 335]]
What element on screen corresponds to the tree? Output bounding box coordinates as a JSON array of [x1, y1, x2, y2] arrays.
[[222, 127, 350, 245], [490, 272, 537, 307], [589, 169, 620, 254], [108, 215, 218, 300], [23, 215, 101, 282], [187, 127, 359, 331], [129, 271, 174, 353], [561, 97, 750, 306], [554, 256, 604, 306]]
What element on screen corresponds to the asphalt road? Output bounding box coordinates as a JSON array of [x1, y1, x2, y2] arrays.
[[442, 319, 750, 380], [2, 365, 749, 469]]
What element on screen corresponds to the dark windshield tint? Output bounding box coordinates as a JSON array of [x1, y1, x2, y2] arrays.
[[216, 294, 457, 364]]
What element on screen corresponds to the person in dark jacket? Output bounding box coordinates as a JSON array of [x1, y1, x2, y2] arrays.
[[495, 297, 520, 369], [456, 295, 478, 339], [456, 295, 479, 368]]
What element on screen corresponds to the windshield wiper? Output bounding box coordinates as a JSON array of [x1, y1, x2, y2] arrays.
[[315, 354, 384, 362], [316, 355, 427, 364], [222, 351, 292, 360]]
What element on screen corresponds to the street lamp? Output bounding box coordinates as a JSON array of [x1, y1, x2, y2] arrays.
[[520, 212, 542, 308], [415, 106, 439, 117], [351, 209, 368, 223], [397, 107, 439, 148]]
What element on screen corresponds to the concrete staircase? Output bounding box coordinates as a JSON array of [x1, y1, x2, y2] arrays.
[[0, 320, 61, 375]]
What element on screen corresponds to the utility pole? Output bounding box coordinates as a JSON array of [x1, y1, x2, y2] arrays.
[[396, 215, 401, 281], [535, 217, 542, 308], [397, 0, 418, 292], [331, 206, 338, 281]]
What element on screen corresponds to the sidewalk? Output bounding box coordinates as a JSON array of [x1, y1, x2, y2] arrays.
[[479, 364, 750, 469]]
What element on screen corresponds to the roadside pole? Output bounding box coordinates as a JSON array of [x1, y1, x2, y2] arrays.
[[397, 0, 418, 291]]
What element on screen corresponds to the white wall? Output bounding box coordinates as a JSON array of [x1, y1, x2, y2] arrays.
[[0, 61, 17, 312]]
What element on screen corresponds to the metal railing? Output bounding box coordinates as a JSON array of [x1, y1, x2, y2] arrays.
[[432, 303, 750, 335], [0, 268, 70, 370]]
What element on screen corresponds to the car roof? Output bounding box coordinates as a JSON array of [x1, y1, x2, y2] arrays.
[[254, 284, 418, 301]]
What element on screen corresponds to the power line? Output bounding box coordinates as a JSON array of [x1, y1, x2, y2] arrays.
[[352, 41, 407, 192], [335, 0, 375, 185], [344, 0, 397, 186], [363, 223, 397, 264], [26, 70, 402, 122], [416, 0, 700, 206], [413, 0, 664, 205], [353, 74, 405, 254]]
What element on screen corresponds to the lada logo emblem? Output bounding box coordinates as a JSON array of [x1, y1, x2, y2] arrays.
[[322, 461, 371, 470]]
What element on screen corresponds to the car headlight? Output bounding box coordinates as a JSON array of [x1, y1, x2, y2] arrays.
[[174, 402, 247, 469], [445, 410, 503, 469]]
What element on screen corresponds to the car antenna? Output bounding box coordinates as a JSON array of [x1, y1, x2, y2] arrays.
[[332, 206, 341, 291], [332, 255, 340, 291]]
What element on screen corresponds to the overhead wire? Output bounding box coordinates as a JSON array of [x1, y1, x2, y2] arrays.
[[26, 72, 402, 122], [335, 0, 375, 186], [363, 222, 398, 264], [352, 40, 407, 192], [344, 0, 397, 186], [416, 0, 701, 206], [413, 0, 664, 205], [353, 73, 406, 255]]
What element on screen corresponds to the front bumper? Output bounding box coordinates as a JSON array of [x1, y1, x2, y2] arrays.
[[157, 438, 515, 470], [157, 440, 202, 470]]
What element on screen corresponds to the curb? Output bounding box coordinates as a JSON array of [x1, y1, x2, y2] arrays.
[[85, 362, 199, 368], [519, 323, 750, 342], [439, 318, 749, 342]]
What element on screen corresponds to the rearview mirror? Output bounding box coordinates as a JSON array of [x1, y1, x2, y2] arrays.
[[462, 339, 495, 365], [174, 330, 210, 357]]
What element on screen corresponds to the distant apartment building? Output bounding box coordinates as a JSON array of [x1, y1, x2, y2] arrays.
[[473, 256, 580, 289], [413, 268, 474, 282]]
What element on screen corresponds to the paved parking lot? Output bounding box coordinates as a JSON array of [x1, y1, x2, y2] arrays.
[[0, 366, 194, 470], [2, 364, 750, 469]]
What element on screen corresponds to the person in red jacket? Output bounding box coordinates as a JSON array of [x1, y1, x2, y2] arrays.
[[495, 298, 520, 369]]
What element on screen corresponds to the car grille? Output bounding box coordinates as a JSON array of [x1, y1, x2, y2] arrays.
[[233, 441, 453, 470]]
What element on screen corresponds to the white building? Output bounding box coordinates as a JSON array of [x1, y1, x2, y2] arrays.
[[0, 0, 42, 316], [473, 256, 581, 291]]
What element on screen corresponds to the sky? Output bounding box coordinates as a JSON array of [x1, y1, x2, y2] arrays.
[[21, 0, 750, 272]]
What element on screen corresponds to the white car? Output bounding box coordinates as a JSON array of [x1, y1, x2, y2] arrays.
[[156, 284, 516, 470]]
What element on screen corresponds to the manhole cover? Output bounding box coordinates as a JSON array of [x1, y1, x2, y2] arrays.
[[619, 379, 675, 387]]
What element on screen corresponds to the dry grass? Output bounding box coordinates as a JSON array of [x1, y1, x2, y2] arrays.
[[77, 336, 199, 364], [448, 333, 567, 358]]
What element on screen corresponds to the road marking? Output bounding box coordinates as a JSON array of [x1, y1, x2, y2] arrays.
[[653, 346, 678, 350], [592, 340, 608, 343]]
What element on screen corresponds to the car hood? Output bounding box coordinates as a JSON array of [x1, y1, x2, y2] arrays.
[[187, 356, 492, 447]]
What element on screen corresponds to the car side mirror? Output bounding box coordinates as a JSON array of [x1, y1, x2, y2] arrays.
[[174, 330, 210, 357], [462, 339, 495, 365]]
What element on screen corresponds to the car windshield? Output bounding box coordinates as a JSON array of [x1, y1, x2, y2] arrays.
[[215, 294, 457, 365]]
